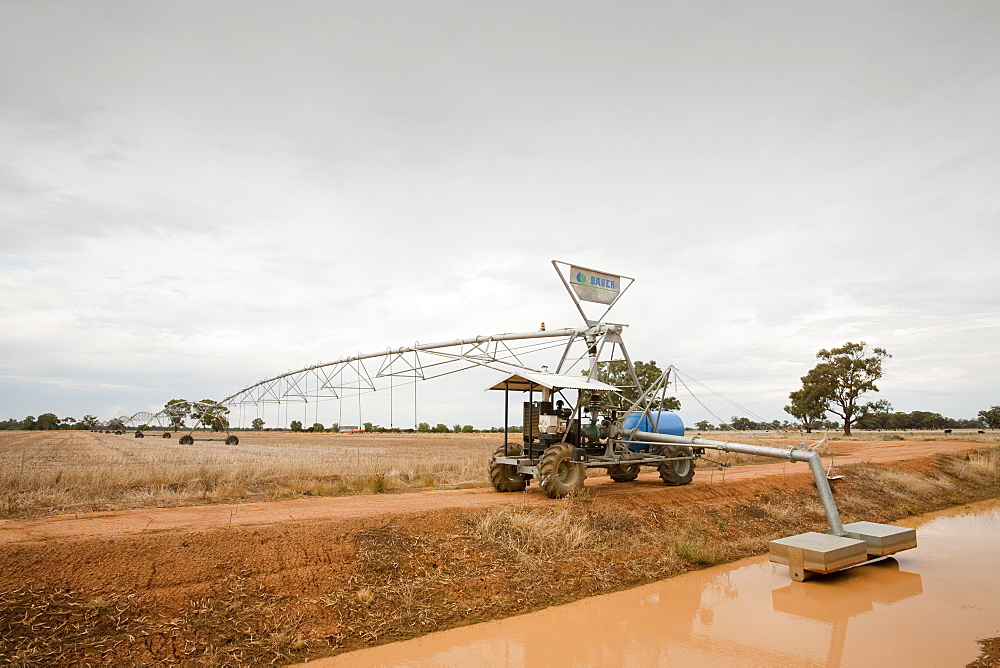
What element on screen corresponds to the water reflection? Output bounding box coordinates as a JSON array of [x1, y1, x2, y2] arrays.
[[307, 501, 1000, 667], [771, 558, 923, 666]]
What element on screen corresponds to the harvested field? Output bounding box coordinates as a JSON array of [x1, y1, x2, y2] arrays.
[[2, 429, 995, 519], [0, 430, 495, 519], [1, 430, 999, 665]]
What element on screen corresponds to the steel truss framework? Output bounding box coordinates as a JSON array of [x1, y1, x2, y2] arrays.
[[215, 323, 636, 415], [114, 262, 648, 430], [107, 325, 636, 432], [111, 324, 642, 432]]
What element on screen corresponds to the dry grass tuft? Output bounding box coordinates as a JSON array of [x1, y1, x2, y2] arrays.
[[871, 468, 944, 496], [963, 452, 1000, 480], [939, 450, 1000, 485], [355, 588, 375, 607], [671, 537, 717, 565], [468, 505, 596, 564]]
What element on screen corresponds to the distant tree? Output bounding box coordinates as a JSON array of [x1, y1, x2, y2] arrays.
[[80, 415, 99, 429], [979, 406, 1000, 429], [311, 422, 325, 432], [911, 410, 949, 430], [164, 399, 191, 429], [586, 360, 681, 411], [290, 420, 303, 431], [795, 342, 891, 436], [107, 418, 124, 430], [885, 412, 908, 430], [855, 410, 984, 431], [191, 400, 229, 431], [330, 422, 339, 432], [694, 420, 714, 431], [730, 416, 754, 431], [363, 422, 374, 432], [251, 417, 265, 431], [855, 405, 893, 430], [22, 416, 37, 430], [462, 424, 474, 433], [453, 424, 462, 434], [33, 413, 60, 430], [433, 423, 449, 433], [417, 422, 431, 433], [784, 383, 829, 433]]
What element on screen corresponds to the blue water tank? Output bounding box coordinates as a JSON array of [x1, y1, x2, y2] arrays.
[[622, 411, 685, 451]]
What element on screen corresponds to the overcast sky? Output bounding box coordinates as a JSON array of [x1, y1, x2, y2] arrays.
[[1, 1, 997, 429]]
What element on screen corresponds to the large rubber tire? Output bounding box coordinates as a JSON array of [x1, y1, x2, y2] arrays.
[[162, 432, 171, 438], [654, 445, 695, 486], [489, 443, 527, 492], [134, 431, 144, 438], [225, 435, 239, 445], [179, 435, 194, 445], [538, 443, 585, 499], [608, 464, 640, 482]]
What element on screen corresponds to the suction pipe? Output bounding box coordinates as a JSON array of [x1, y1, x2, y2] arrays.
[[632, 432, 846, 536]]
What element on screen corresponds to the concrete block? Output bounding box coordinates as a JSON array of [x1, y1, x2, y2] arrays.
[[769, 532, 869, 581], [843, 521, 917, 557]]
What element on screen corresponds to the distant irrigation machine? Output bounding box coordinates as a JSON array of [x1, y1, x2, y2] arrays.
[[113, 401, 240, 445]]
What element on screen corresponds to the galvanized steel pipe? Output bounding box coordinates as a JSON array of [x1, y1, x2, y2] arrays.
[[632, 431, 846, 536]]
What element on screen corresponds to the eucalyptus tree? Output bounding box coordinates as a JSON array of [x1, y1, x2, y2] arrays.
[[793, 342, 891, 436]]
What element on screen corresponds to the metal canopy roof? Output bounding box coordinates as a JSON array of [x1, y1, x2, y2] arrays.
[[486, 371, 620, 393]]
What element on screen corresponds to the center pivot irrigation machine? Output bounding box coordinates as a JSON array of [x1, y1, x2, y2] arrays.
[[124, 260, 916, 581]]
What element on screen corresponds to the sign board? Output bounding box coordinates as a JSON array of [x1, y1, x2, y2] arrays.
[[569, 266, 621, 305]]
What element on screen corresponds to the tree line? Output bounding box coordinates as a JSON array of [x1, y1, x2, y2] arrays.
[[690, 410, 995, 432], [0, 414, 100, 430], [783, 341, 998, 434], [3, 351, 997, 435], [691, 418, 842, 432], [0, 408, 516, 434], [278, 421, 517, 433]]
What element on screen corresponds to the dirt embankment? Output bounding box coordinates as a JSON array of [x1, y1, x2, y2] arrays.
[[1, 442, 999, 665]]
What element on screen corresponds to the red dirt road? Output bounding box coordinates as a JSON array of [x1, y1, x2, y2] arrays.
[[0, 438, 979, 545]]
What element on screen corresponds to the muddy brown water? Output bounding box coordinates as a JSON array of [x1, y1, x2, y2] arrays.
[[306, 500, 1000, 667]]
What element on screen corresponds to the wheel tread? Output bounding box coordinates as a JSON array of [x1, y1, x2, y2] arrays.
[[538, 443, 585, 498], [489, 443, 527, 492]]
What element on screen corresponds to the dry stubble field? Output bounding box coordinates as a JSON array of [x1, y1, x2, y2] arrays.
[[2, 428, 998, 519], [0, 430, 500, 518]]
